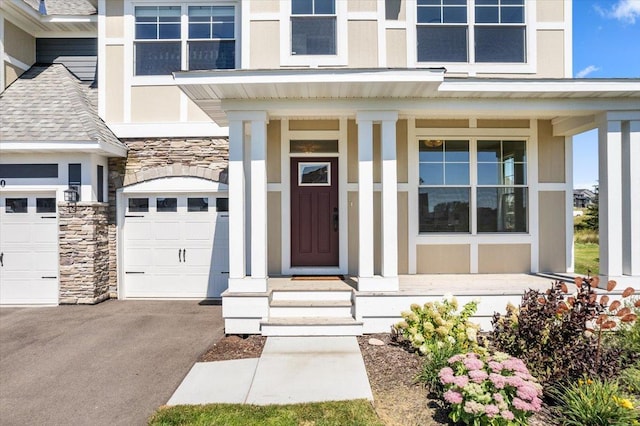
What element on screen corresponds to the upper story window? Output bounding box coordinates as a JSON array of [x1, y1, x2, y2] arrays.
[[134, 4, 237, 76], [291, 0, 336, 55], [416, 0, 526, 64]]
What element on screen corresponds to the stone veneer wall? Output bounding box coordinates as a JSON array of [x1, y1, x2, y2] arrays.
[[58, 203, 110, 304], [107, 137, 229, 296]]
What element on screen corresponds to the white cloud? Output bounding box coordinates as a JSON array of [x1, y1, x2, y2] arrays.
[[575, 65, 600, 78], [597, 0, 640, 24]]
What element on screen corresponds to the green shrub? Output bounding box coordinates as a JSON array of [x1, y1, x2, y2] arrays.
[[608, 297, 640, 365], [394, 296, 480, 356], [619, 366, 640, 396], [394, 297, 482, 396], [491, 278, 637, 389], [574, 230, 599, 244], [549, 378, 639, 426], [440, 352, 543, 425]]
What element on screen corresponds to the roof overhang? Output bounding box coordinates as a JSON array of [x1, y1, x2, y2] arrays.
[[174, 69, 640, 128], [1, 0, 96, 37], [0, 140, 127, 157]]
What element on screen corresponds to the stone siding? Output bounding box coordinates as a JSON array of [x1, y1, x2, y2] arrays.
[[107, 137, 229, 296], [58, 203, 110, 304]]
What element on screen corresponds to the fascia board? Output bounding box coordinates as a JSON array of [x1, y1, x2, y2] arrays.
[[0, 140, 127, 157]]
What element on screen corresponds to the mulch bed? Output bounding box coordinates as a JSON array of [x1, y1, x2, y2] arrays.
[[199, 335, 266, 362]]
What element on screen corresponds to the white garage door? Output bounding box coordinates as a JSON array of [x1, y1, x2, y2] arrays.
[[0, 194, 59, 305], [123, 194, 229, 299]]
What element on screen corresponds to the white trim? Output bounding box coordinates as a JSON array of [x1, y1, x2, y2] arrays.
[[622, 120, 640, 276], [565, 135, 575, 273], [415, 234, 533, 245], [109, 123, 228, 138], [250, 118, 268, 284], [288, 130, 340, 140], [228, 118, 246, 281], [407, 117, 418, 274], [338, 117, 348, 273], [121, 177, 228, 193], [385, 21, 406, 29], [538, 183, 569, 191], [3, 53, 30, 71], [241, 0, 251, 68], [0, 13, 5, 90], [0, 140, 127, 157], [104, 38, 125, 45], [347, 12, 378, 21], [536, 22, 567, 30], [529, 119, 539, 273], [248, 13, 280, 22], [98, 0, 106, 118], [415, 127, 533, 138], [356, 115, 374, 279], [564, 0, 572, 78], [123, 1, 133, 123], [281, 119, 291, 274], [377, 0, 386, 68], [381, 116, 399, 282], [279, 0, 348, 67]]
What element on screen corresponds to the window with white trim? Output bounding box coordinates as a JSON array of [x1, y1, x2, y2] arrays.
[[291, 0, 336, 55], [416, 0, 526, 64], [418, 139, 528, 234], [134, 4, 237, 76]]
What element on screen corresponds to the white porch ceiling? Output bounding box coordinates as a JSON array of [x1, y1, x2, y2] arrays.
[[174, 68, 640, 128]]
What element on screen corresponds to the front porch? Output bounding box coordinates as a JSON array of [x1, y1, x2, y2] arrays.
[[223, 274, 573, 336]]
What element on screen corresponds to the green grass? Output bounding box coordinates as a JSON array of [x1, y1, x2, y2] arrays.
[[574, 242, 599, 276], [148, 400, 383, 426]]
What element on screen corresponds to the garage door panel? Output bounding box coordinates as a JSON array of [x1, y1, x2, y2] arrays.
[[153, 221, 181, 240], [153, 247, 183, 267], [0, 278, 59, 304], [123, 247, 152, 268], [1, 223, 33, 243], [125, 221, 152, 241], [33, 221, 57, 242], [185, 221, 213, 241], [181, 246, 213, 267]]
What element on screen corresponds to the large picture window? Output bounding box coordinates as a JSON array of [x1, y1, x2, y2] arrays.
[[134, 4, 237, 76], [291, 0, 336, 55], [416, 0, 526, 64], [418, 139, 528, 234]]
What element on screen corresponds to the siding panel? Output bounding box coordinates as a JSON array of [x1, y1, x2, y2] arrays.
[[36, 38, 97, 82]]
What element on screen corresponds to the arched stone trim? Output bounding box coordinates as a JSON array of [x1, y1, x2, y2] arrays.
[[122, 164, 228, 187]]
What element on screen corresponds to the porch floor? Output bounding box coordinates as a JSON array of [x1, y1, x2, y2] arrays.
[[267, 273, 573, 296]]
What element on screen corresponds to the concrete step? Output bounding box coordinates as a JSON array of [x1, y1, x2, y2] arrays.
[[270, 290, 353, 302], [269, 300, 353, 317], [261, 317, 364, 336]]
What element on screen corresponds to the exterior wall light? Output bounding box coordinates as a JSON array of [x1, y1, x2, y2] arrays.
[[64, 186, 79, 204]]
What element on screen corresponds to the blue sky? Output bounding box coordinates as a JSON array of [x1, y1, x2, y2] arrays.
[[572, 0, 640, 189]]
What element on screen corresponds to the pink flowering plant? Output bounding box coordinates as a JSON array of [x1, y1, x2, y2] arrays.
[[440, 351, 543, 425]]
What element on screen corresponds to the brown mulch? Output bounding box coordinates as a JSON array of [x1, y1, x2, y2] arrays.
[[198, 333, 556, 425], [199, 335, 267, 362]]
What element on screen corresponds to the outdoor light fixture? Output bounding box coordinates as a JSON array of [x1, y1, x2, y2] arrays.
[[423, 139, 444, 148], [64, 186, 79, 204]]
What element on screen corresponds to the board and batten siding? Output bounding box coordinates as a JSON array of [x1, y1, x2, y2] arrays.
[[36, 38, 97, 82]]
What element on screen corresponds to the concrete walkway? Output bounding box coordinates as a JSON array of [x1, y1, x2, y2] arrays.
[[167, 336, 373, 406]]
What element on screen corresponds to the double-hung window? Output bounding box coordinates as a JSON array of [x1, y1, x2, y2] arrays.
[[416, 0, 526, 65], [134, 5, 237, 76], [418, 139, 528, 234], [135, 6, 182, 76], [291, 0, 336, 55], [188, 6, 236, 70], [475, 0, 525, 62], [417, 0, 468, 62]]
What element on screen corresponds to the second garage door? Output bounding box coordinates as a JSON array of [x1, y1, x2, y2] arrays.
[[123, 194, 228, 299]]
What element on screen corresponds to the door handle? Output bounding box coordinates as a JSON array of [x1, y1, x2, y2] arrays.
[[333, 208, 339, 232], [178, 249, 182, 263], [0, 252, 3, 267], [183, 249, 186, 263]]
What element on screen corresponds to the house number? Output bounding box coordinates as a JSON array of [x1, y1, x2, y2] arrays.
[[0, 180, 5, 188]]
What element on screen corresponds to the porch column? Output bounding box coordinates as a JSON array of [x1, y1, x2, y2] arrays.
[[381, 114, 399, 289], [356, 115, 374, 282], [226, 111, 269, 293], [227, 116, 246, 289], [622, 119, 640, 278], [250, 114, 269, 288]]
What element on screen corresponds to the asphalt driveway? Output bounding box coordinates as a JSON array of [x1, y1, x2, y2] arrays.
[[0, 300, 224, 426]]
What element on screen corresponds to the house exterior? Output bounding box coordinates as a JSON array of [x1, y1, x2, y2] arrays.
[[573, 188, 596, 209], [1, 0, 638, 335]]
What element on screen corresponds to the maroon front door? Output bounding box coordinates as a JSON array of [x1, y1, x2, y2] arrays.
[[291, 157, 339, 267]]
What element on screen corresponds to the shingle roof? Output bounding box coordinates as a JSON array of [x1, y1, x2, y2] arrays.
[[22, 0, 96, 16], [0, 64, 123, 150]]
